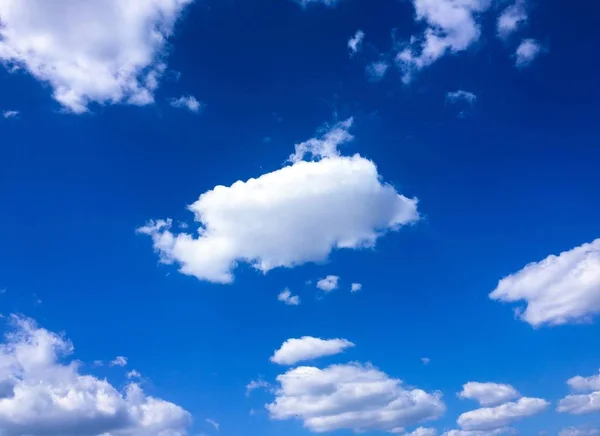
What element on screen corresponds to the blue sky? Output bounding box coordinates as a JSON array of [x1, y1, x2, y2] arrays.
[[0, 0, 599, 435]]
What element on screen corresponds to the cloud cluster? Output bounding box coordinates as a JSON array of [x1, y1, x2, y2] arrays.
[[267, 362, 445, 433], [489, 239, 600, 327], [450, 382, 547, 433], [558, 369, 600, 415], [0, 0, 192, 113], [457, 397, 548, 431], [138, 119, 419, 283], [270, 336, 354, 365], [0, 315, 190, 436]]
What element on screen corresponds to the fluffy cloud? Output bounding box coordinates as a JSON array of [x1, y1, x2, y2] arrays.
[[351, 283, 362, 292], [515, 38, 542, 68], [458, 382, 520, 407], [348, 30, 365, 56], [558, 392, 600, 414], [0, 0, 192, 113], [497, 1, 528, 39], [169, 95, 203, 113], [270, 336, 354, 365], [457, 397, 548, 431], [568, 371, 600, 392], [396, 0, 491, 83], [278, 288, 300, 306], [317, 275, 340, 292], [0, 315, 190, 436], [489, 239, 600, 327], [266, 363, 445, 433], [138, 118, 419, 283], [560, 428, 600, 436], [446, 90, 477, 105]]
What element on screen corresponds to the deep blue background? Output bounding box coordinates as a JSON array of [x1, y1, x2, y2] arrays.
[[1, 0, 599, 434]]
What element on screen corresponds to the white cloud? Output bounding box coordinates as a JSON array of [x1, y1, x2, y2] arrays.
[[366, 61, 390, 82], [489, 239, 600, 327], [348, 30, 365, 56], [270, 336, 354, 365], [246, 379, 272, 396], [421, 357, 431, 365], [396, 0, 491, 83], [446, 90, 477, 105], [138, 118, 420, 284], [568, 370, 600, 392], [317, 275, 340, 292], [0, 315, 190, 435], [110, 356, 128, 367], [267, 362, 445, 433], [515, 38, 542, 68], [407, 428, 438, 436], [278, 288, 300, 306], [2, 110, 19, 119], [497, 1, 528, 39], [0, 0, 192, 113], [458, 382, 520, 407], [351, 283, 362, 292], [457, 397, 548, 431], [560, 428, 600, 436], [206, 418, 219, 431], [170, 95, 204, 113]]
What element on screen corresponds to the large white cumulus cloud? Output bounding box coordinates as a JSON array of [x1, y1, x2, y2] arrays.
[[266, 363, 445, 433], [138, 119, 419, 283], [0, 315, 190, 436], [0, 0, 192, 113]]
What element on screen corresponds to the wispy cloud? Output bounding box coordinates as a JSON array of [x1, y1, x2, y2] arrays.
[[348, 30, 365, 56], [2, 110, 19, 119], [515, 39, 542, 68], [497, 1, 528, 39]]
